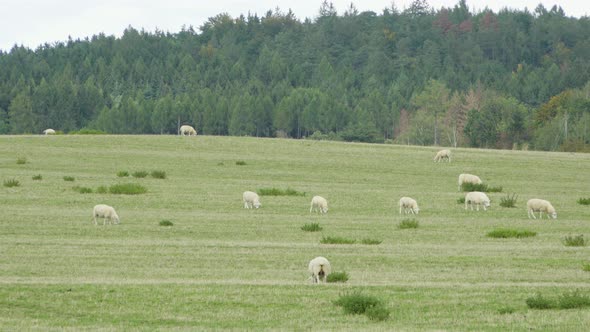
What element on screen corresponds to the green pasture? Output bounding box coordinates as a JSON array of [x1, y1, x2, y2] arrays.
[[1, 135, 589, 330]]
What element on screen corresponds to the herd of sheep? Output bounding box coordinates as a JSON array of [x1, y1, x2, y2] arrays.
[[86, 140, 559, 284]]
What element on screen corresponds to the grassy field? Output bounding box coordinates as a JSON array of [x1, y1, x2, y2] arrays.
[[1, 135, 589, 330]]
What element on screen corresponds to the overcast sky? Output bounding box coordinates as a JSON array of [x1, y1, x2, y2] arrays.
[[0, 0, 587, 52]]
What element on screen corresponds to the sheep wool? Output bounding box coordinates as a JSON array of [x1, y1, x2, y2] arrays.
[[527, 198, 557, 219], [434, 149, 451, 162], [43, 128, 56, 135], [310, 196, 328, 214], [399, 196, 420, 214], [458, 173, 482, 191], [464, 191, 491, 211], [179, 125, 197, 136], [93, 204, 120, 225], [308, 256, 331, 284], [243, 191, 261, 209]]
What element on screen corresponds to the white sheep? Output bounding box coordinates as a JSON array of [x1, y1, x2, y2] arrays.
[[434, 149, 451, 162], [310, 196, 328, 214], [243, 191, 261, 209], [308, 256, 331, 284], [93, 204, 120, 225], [527, 198, 557, 219], [43, 128, 56, 135], [399, 196, 420, 214], [458, 173, 482, 191], [464, 191, 491, 211], [179, 125, 197, 136]]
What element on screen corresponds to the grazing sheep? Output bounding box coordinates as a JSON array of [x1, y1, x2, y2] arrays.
[[243, 191, 261, 209], [43, 128, 56, 135], [458, 173, 482, 191], [399, 197, 420, 214], [310, 196, 328, 214], [93, 204, 120, 225], [179, 125, 197, 136], [527, 198, 557, 219], [434, 149, 451, 162], [464, 191, 491, 211], [308, 256, 331, 284]]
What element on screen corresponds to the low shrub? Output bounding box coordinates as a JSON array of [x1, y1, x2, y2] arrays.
[[320, 236, 356, 244], [500, 193, 518, 208], [526, 293, 555, 309], [327, 271, 349, 283], [109, 183, 147, 195], [151, 170, 167, 179], [487, 228, 537, 238], [558, 290, 590, 309], [334, 291, 382, 315], [69, 128, 106, 135], [398, 219, 419, 229], [132, 171, 148, 178], [16, 156, 27, 164], [117, 171, 129, 177], [361, 238, 382, 245], [235, 160, 247, 166], [63, 176, 75, 182], [257, 187, 305, 196], [3, 179, 20, 187], [159, 220, 174, 226], [461, 182, 502, 192], [32, 174, 42, 180], [301, 223, 322, 232], [563, 234, 587, 247], [577, 198, 590, 205], [73, 186, 93, 194]]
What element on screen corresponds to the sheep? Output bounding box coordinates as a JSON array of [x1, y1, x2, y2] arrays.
[[310, 196, 328, 214], [434, 149, 451, 162], [464, 191, 491, 211], [308, 256, 331, 284], [399, 196, 420, 214], [179, 125, 197, 136], [527, 198, 557, 219], [243, 191, 261, 209], [93, 204, 120, 225], [43, 128, 56, 135], [458, 173, 482, 191]]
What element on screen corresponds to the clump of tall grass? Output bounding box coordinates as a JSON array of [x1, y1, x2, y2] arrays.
[[63, 176, 75, 182], [235, 160, 247, 166], [32, 174, 42, 180], [361, 238, 382, 245], [132, 171, 148, 178], [500, 193, 518, 208], [109, 183, 147, 195], [95, 186, 108, 194], [487, 228, 536, 238], [258, 187, 305, 196], [301, 223, 322, 232], [327, 271, 349, 283], [3, 179, 20, 187], [583, 263, 590, 272], [117, 171, 129, 177], [398, 219, 419, 229], [16, 156, 27, 164], [150, 170, 167, 179], [577, 198, 590, 205], [73, 186, 93, 194], [320, 236, 356, 244], [334, 291, 389, 321], [497, 306, 516, 314], [563, 234, 586, 247], [461, 183, 502, 192], [457, 197, 465, 204], [159, 220, 174, 226], [526, 290, 590, 310], [526, 293, 555, 309]]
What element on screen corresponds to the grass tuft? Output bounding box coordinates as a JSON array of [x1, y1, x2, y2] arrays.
[[151, 170, 167, 179], [320, 236, 356, 244], [132, 171, 148, 178], [327, 271, 349, 283], [16, 156, 27, 164], [334, 291, 389, 320], [461, 183, 502, 192], [63, 176, 75, 182], [365, 305, 390, 321], [95, 186, 108, 194], [73, 186, 93, 194], [159, 220, 174, 226], [361, 238, 382, 245], [487, 228, 536, 238], [526, 293, 555, 309], [497, 306, 516, 314], [583, 263, 590, 272], [301, 223, 322, 232], [117, 171, 129, 177], [3, 179, 20, 187], [577, 198, 590, 205], [235, 160, 247, 166], [563, 234, 587, 247], [109, 183, 147, 195], [558, 290, 590, 309], [398, 219, 419, 229], [32, 174, 42, 180], [500, 193, 518, 208], [257, 187, 305, 196], [457, 197, 465, 204]]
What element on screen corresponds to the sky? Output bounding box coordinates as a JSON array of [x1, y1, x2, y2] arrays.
[[0, 0, 587, 52]]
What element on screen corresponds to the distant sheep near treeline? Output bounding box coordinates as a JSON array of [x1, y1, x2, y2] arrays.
[[527, 198, 557, 219], [434, 149, 451, 162], [179, 125, 197, 136], [310, 196, 328, 214], [93, 204, 120, 225], [308, 256, 331, 284], [458, 173, 482, 191], [399, 197, 420, 214], [243, 191, 261, 209], [43, 129, 56, 135]]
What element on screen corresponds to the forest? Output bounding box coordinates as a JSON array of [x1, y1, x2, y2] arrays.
[[0, 0, 589, 151]]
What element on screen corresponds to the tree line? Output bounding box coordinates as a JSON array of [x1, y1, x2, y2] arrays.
[[1, 0, 589, 151]]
